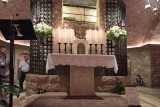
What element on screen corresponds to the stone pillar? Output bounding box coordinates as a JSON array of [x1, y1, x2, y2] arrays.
[[70, 66, 95, 96]]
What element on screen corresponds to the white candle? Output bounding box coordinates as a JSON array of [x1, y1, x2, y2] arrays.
[[90, 29, 91, 44], [58, 27, 60, 43], [70, 28, 72, 43], [95, 30, 97, 44], [65, 24, 66, 42], [100, 30, 102, 44]]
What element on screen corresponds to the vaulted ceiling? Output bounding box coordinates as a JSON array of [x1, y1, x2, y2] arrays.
[[0, 0, 160, 48]]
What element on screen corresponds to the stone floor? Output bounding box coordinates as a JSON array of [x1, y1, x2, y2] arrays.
[[137, 86, 160, 107], [12, 87, 160, 107]]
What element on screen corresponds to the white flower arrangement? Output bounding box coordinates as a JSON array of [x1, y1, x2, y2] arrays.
[[34, 22, 53, 38], [106, 26, 126, 41]]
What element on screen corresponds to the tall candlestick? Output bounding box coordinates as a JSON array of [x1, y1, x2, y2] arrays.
[[70, 28, 72, 43], [58, 27, 60, 43], [65, 24, 66, 42], [100, 30, 102, 44], [95, 30, 97, 44], [90, 29, 91, 43]]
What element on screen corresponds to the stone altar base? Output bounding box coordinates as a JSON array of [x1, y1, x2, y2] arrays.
[[26, 74, 131, 96], [70, 66, 94, 96]]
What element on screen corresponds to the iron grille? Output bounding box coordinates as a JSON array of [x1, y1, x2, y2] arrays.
[[105, 0, 127, 76], [30, 0, 53, 74]]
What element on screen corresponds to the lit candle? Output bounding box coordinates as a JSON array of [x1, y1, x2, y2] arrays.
[[100, 30, 102, 44], [65, 24, 66, 43], [90, 29, 91, 44], [58, 27, 60, 43], [95, 29, 97, 44], [70, 28, 72, 43]]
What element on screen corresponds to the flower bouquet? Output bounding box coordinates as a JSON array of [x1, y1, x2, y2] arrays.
[[114, 78, 125, 95], [35, 86, 46, 94], [34, 22, 53, 44], [106, 26, 126, 46]]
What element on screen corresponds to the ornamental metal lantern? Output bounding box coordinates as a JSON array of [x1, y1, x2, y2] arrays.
[[145, 0, 151, 10], [145, 0, 160, 15], [1, 0, 8, 5]]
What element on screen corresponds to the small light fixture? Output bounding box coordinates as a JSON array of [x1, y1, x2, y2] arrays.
[[145, 0, 151, 10], [153, 0, 159, 15], [2, 0, 8, 5], [145, 0, 160, 15], [153, 7, 158, 15]]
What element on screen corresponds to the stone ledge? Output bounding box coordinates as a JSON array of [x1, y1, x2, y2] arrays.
[[26, 74, 131, 96]]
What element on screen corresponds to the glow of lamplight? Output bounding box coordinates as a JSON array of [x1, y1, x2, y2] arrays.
[[70, 28, 72, 43], [58, 27, 60, 43], [65, 24, 66, 42], [100, 30, 102, 44], [90, 29, 91, 44], [95, 29, 97, 44]]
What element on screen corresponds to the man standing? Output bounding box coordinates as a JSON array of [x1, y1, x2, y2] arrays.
[[19, 55, 29, 90], [0, 46, 9, 100], [0, 46, 9, 82]]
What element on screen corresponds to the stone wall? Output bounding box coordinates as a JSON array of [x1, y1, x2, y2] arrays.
[[128, 44, 160, 87], [26, 74, 70, 96], [26, 74, 130, 96], [95, 76, 131, 92], [63, 0, 96, 7], [127, 45, 152, 87], [149, 45, 160, 87]]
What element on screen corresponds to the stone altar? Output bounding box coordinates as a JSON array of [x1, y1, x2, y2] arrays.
[[46, 53, 118, 96]]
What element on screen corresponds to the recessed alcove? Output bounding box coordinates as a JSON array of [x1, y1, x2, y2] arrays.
[[77, 43, 85, 54], [73, 40, 89, 54]]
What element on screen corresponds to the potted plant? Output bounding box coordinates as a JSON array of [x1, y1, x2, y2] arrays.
[[35, 86, 46, 94], [106, 26, 126, 46], [34, 22, 53, 44], [114, 78, 125, 95], [0, 82, 21, 107]]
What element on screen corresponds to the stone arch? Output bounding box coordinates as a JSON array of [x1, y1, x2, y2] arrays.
[[77, 43, 85, 54]]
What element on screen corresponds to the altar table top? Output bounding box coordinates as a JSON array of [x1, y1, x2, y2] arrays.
[[46, 53, 118, 74]]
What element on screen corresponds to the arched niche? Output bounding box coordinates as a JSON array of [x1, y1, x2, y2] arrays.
[[77, 43, 85, 54], [73, 40, 89, 54]]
